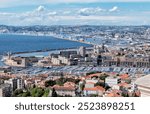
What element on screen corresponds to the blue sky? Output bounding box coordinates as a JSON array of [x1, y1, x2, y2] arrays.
[[0, 0, 150, 26]]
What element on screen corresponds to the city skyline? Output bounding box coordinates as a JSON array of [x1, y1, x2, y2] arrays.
[[0, 0, 150, 26]]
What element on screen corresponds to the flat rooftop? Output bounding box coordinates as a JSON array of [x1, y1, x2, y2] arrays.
[[135, 74, 150, 88]]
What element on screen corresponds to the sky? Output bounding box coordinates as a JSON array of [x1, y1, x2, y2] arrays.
[[0, 0, 150, 26]]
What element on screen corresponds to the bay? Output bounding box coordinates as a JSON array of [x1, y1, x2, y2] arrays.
[[0, 34, 91, 55], [0, 34, 91, 66]]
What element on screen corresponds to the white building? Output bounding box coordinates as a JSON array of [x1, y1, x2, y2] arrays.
[[105, 77, 121, 87], [4, 78, 17, 91], [5, 57, 29, 67], [94, 45, 101, 54], [51, 57, 61, 65], [17, 78, 25, 90], [58, 56, 70, 65], [53, 85, 76, 97], [79, 46, 86, 57], [85, 82, 95, 88], [4, 78, 24, 90], [84, 86, 105, 97]]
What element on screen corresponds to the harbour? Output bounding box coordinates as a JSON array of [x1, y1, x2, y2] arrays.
[[0, 34, 92, 66]]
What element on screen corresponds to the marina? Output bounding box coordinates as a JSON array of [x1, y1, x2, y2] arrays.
[[11, 66, 150, 76]]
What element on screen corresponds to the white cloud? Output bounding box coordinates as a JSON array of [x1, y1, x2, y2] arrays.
[[78, 7, 104, 16], [0, 12, 15, 16], [63, 11, 71, 15], [36, 6, 46, 12], [109, 6, 118, 12], [19, 6, 44, 19], [48, 12, 57, 16], [0, 5, 150, 25], [77, 7, 119, 16], [0, 10, 130, 25], [0, 12, 148, 25]]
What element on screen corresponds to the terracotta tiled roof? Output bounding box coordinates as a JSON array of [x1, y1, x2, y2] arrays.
[[106, 93, 121, 97], [105, 89, 122, 97], [120, 74, 129, 79], [64, 82, 75, 87], [95, 86, 105, 91], [53, 85, 75, 91], [84, 86, 105, 92]]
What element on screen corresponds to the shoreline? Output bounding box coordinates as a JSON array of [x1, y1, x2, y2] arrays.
[[0, 33, 93, 55], [0, 33, 93, 66], [0, 33, 94, 45]]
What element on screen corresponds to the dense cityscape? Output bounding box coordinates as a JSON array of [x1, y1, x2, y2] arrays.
[[0, 25, 150, 97]]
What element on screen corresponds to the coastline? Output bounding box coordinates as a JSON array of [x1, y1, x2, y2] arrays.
[[0, 33, 93, 55], [0, 33, 94, 45], [0, 33, 93, 66], [0, 32, 114, 50]]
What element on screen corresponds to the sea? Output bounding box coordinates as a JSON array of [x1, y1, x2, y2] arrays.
[[0, 34, 91, 66]]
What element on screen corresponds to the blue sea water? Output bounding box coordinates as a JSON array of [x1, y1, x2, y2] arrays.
[[0, 34, 91, 66], [0, 34, 91, 55]]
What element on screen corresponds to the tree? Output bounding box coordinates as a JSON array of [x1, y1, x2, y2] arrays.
[[33, 84, 36, 88], [31, 88, 38, 97], [122, 91, 129, 97], [56, 77, 66, 86], [30, 87, 45, 97], [75, 79, 80, 84], [52, 88, 57, 97], [94, 82, 105, 87], [99, 74, 108, 80], [43, 88, 50, 97], [12, 89, 23, 97], [66, 78, 75, 83], [35, 88, 44, 97], [13, 86, 52, 97], [22, 91, 31, 97], [116, 74, 120, 76], [80, 83, 85, 91], [45, 80, 56, 87]]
